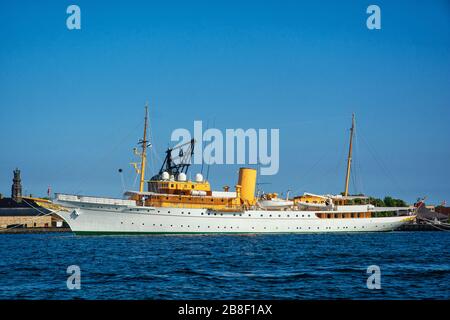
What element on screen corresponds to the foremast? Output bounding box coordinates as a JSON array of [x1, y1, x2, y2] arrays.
[[138, 104, 150, 193]]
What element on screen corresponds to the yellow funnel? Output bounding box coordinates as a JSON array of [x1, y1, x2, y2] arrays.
[[238, 168, 257, 205]]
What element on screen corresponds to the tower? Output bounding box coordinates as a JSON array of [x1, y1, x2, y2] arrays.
[[11, 168, 22, 202]]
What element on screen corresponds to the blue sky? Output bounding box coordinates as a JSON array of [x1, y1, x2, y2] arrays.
[[0, 0, 449, 204]]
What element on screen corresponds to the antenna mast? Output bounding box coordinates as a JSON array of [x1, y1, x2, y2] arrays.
[[138, 104, 149, 193], [344, 113, 355, 197]]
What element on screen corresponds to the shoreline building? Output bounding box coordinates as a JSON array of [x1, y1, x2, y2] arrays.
[[0, 169, 65, 229]]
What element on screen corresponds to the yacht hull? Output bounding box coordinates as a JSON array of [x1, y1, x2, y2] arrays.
[[54, 202, 414, 235]]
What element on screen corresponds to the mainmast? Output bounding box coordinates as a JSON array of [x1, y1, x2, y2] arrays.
[[344, 113, 355, 197], [138, 104, 150, 193]]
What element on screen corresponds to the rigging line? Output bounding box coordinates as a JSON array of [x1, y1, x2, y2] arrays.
[[422, 221, 450, 232], [351, 129, 364, 195], [0, 199, 59, 232], [291, 148, 332, 195], [418, 216, 450, 227], [201, 119, 210, 175], [355, 131, 365, 195], [318, 129, 348, 194], [206, 118, 216, 181], [358, 129, 405, 196], [71, 119, 143, 194]]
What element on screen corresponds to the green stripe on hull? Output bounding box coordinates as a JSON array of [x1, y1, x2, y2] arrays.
[[73, 230, 394, 236]]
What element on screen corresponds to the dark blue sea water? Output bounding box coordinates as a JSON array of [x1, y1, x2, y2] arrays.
[[0, 232, 449, 299]]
